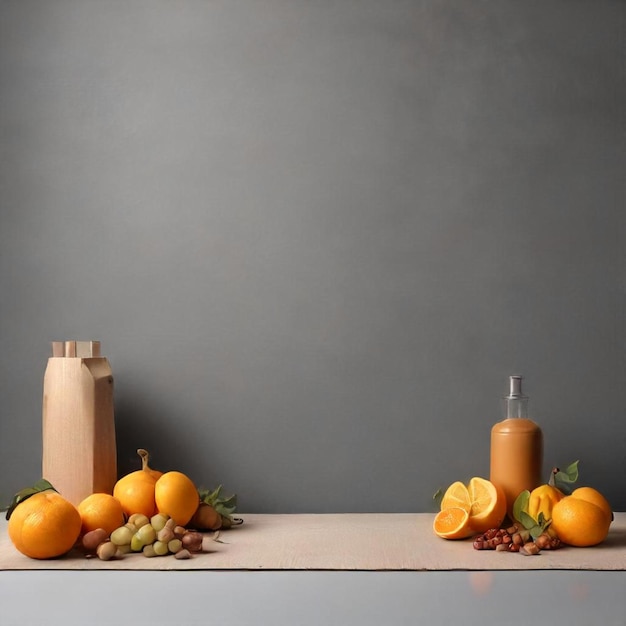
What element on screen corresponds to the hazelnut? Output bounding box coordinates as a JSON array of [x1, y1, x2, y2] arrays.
[[96, 541, 118, 561], [520, 542, 540, 556], [82, 528, 108, 553], [175, 548, 192, 560]]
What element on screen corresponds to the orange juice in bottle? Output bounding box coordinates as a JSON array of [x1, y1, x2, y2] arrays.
[[490, 375, 543, 519]]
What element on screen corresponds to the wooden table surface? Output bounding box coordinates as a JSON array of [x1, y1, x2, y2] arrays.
[[2, 512, 625, 571]]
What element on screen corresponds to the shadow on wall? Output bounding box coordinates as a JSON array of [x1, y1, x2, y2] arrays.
[[115, 393, 187, 479], [114, 390, 226, 490]]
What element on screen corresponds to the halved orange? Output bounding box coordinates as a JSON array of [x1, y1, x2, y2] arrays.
[[438, 477, 506, 536], [433, 506, 473, 539], [440, 481, 471, 513], [467, 477, 506, 532]]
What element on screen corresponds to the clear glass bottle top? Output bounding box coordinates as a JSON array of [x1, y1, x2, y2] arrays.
[[504, 375, 528, 419]]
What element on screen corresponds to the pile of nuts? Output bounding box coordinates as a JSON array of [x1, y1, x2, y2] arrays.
[[473, 523, 562, 555]]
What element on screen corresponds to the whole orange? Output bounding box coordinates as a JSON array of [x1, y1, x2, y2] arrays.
[[113, 449, 163, 518], [77, 493, 126, 536], [154, 471, 199, 526], [551, 496, 611, 547], [570, 487, 613, 523], [8, 490, 82, 559]]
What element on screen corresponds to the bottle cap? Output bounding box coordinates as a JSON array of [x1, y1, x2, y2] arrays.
[[506, 375, 527, 399]]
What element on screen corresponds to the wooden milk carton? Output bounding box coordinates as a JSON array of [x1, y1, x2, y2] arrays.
[[42, 341, 117, 506]]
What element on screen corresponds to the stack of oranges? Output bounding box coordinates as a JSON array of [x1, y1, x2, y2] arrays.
[[550, 487, 613, 547], [7, 450, 200, 559], [113, 449, 199, 526]]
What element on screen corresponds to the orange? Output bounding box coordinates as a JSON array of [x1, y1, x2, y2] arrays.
[[188, 502, 223, 531], [440, 481, 471, 512], [439, 477, 506, 534], [154, 471, 199, 526], [77, 493, 126, 536], [570, 487, 613, 523], [8, 490, 82, 559], [113, 449, 163, 518], [527, 484, 564, 522], [467, 477, 506, 532], [551, 496, 611, 547], [433, 507, 473, 539]]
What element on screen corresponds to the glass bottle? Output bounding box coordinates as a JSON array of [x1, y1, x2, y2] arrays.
[[490, 375, 543, 519]]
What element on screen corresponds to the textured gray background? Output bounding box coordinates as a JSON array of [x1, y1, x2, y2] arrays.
[[1, 0, 624, 513]]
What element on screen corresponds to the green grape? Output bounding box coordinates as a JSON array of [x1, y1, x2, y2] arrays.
[[110, 525, 134, 546], [136, 523, 157, 545], [130, 533, 145, 552], [128, 513, 150, 529], [150, 513, 169, 532], [168, 538, 182, 554]]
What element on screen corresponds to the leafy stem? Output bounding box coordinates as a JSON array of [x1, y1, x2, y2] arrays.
[[5, 479, 57, 521], [512, 459, 580, 540], [198, 484, 239, 520], [549, 460, 579, 494], [512, 490, 552, 540]]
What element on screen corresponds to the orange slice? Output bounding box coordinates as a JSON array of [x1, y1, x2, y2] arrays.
[[433, 507, 473, 539], [467, 477, 506, 532], [440, 481, 471, 512]]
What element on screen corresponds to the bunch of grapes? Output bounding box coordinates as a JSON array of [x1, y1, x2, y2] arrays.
[[82, 513, 204, 561]]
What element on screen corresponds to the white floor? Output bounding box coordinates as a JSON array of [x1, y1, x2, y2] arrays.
[[1, 569, 625, 625]]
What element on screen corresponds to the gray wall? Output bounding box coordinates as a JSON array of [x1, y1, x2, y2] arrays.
[[1, 0, 624, 513]]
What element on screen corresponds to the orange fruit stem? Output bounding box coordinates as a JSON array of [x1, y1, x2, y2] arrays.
[[138, 448, 151, 471]]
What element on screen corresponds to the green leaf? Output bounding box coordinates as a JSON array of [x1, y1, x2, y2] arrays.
[[554, 460, 579, 493], [518, 510, 537, 530], [198, 484, 239, 522], [562, 460, 579, 480], [432, 488, 443, 507], [198, 484, 223, 504], [512, 490, 538, 531], [512, 490, 530, 525], [529, 515, 553, 540], [219, 493, 238, 509], [215, 503, 237, 517], [5, 479, 57, 521]]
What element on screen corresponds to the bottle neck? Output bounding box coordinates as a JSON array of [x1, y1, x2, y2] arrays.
[[505, 397, 528, 419]]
